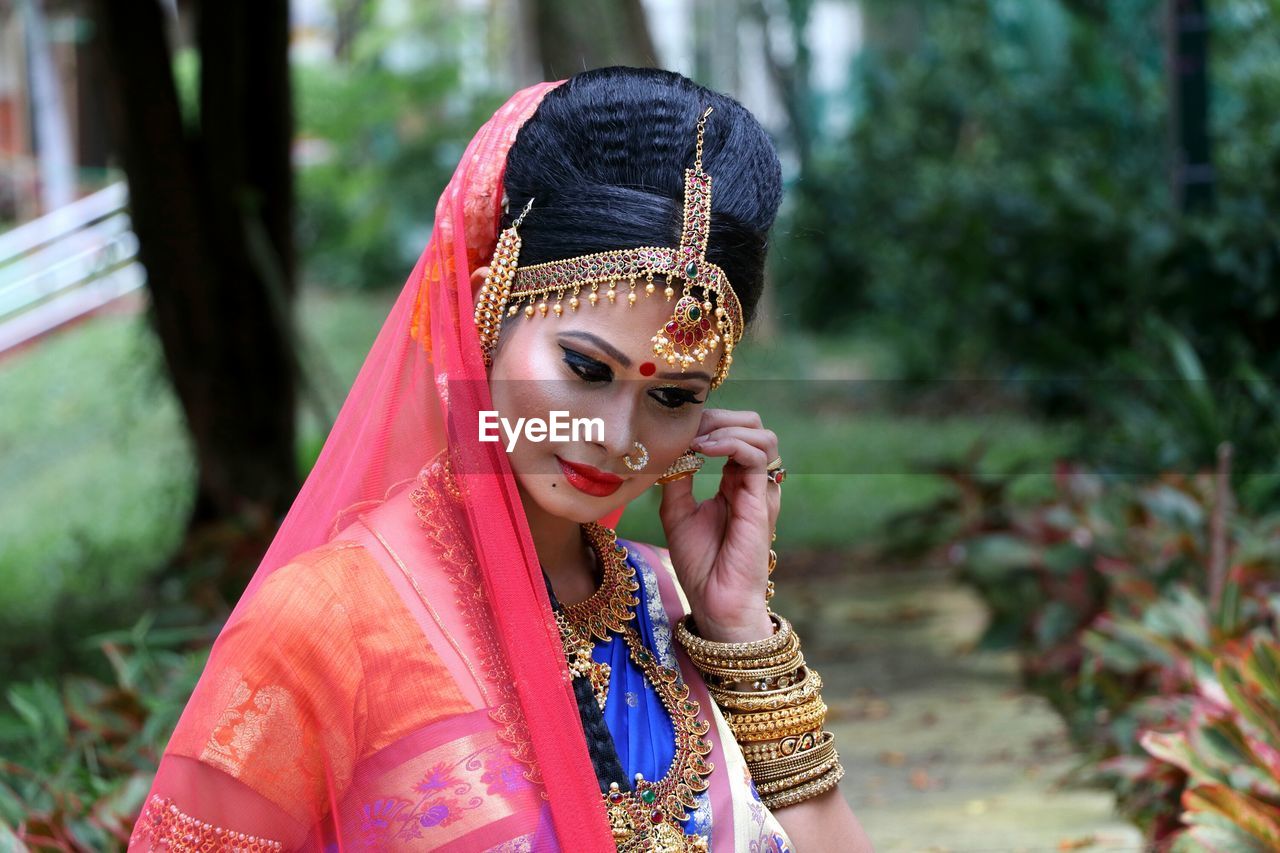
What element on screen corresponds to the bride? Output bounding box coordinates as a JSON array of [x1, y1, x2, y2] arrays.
[[130, 67, 874, 852]]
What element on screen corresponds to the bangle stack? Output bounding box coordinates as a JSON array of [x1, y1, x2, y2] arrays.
[[674, 608, 844, 810]]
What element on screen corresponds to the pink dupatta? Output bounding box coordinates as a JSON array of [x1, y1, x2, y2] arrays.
[[129, 81, 621, 851]]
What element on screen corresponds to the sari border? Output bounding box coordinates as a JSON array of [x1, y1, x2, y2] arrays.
[[624, 541, 735, 850]]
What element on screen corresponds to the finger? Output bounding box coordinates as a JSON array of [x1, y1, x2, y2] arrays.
[[691, 425, 778, 464], [696, 408, 763, 437], [690, 434, 770, 483], [658, 466, 698, 526], [697, 430, 782, 528]]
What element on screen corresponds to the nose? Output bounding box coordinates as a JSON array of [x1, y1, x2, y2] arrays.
[[593, 391, 641, 466]]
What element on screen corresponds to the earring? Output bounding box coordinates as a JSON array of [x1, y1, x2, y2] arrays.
[[623, 440, 649, 471], [656, 449, 704, 484]]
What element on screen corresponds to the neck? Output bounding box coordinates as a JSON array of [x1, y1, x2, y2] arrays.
[[518, 484, 599, 606]]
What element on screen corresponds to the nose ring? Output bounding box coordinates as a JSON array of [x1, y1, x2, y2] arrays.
[[623, 440, 649, 471]]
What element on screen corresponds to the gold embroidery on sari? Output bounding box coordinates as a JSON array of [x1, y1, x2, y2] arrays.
[[137, 794, 284, 851], [409, 453, 542, 787], [200, 670, 303, 777]]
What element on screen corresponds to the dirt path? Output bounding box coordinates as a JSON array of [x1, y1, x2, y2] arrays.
[[774, 562, 1145, 852]]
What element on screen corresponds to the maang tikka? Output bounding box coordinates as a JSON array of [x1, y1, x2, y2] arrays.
[[474, 106, 743, 389]]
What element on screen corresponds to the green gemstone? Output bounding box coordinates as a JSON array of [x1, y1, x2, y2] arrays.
[[688, 306, 701, 321], [640, 789, 657, 804], [685, 261, 697, 278]]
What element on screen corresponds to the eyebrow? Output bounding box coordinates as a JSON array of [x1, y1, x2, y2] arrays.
[[558, 330, 713, 383]]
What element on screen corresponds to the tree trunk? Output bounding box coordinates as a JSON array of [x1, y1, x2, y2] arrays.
[[90, 0, 298, 591], [530, 0, 658, 79], [1167, 0, 1213, 212], [333, 0, 372, 63]]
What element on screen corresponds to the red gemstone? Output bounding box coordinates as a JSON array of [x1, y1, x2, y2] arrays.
[[666, 321, 677, 333], [609, 791, 624, 803], [650, 810, 664, 824]]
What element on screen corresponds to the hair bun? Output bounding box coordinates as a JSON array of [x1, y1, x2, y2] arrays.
[[502, 67, 782, 328]]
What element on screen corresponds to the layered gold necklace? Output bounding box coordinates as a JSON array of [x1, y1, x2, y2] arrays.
[[555, 523, 715, 853]]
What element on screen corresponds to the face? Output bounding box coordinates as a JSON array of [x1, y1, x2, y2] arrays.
[[480, 270, 720, 524]]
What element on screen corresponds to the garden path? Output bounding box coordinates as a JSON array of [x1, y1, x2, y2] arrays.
[[775, 559, 1146, 852]]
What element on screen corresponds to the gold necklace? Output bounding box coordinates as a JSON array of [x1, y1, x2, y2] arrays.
[[557, 523, 715, 852], [560, 522, 642, 641]]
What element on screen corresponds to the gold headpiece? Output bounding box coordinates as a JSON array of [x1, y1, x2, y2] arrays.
[[474, 107, 741, 388]]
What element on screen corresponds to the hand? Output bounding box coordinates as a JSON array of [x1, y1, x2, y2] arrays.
[[658, 408, 780, 643]]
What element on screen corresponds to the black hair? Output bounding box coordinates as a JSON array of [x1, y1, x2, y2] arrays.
[[501, 66, 783, 330]]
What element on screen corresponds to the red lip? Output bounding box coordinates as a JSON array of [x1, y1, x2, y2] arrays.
[[556, 455, 624, 497]]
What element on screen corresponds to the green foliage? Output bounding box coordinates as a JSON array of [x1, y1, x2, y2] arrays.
[[778, 0, 1280, 501], [938, 451, 1280, 843], [0, 614, 213, 850], [1085, 322, 1280, 510], [783, 1, 1169, 369], [0, 315, 193, 680], [294, 8, 505, 290]]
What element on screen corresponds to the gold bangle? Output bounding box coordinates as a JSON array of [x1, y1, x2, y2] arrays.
[[729, 695, 826, 727], [676, 612, 793, 661], [690, 635, 801, 671], [727, 699, 827, 742], [732, 716, 824, 742], [710, 670, 823, 712], [691, 640, 798, 676], [748, 735, 839, 783], [754, 757, 839, 794], [759, 760, 845, 810], [740, 729, 829, 763], [698, 653, 806, 683]]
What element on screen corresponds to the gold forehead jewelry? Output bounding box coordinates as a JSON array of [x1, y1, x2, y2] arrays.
[[474, 106, 743, 389]]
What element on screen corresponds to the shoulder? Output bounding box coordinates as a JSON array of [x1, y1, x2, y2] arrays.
[[267, 539, 382, 589], [253, 540, 383, 604], [224, 540, 384, 650]]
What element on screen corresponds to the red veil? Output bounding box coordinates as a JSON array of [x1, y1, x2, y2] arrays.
[[130, 81, 621, 850]]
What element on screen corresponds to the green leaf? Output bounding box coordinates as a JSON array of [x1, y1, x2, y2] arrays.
[[1141, 730, 1232, 787]]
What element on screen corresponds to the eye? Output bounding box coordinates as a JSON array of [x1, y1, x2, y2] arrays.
[[649, 386, 705, 409], [560, 346, 612, 383]]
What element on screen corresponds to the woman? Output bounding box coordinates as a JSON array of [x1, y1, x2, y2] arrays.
[[130, 68, 875, 852]]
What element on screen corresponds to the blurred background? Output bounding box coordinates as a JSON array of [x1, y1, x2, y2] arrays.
[[1, 0, 1278, 849]]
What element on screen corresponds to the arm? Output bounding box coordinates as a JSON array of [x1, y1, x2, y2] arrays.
[[659, 409, 876, 851], [773, 786, 876, 853], [129, 550, 365, 850]]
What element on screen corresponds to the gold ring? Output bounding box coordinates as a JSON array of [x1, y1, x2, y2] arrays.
[[766, 457, 784, 471]]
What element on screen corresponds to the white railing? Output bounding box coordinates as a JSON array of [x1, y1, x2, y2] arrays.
[[0, 181, 145, 353]]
